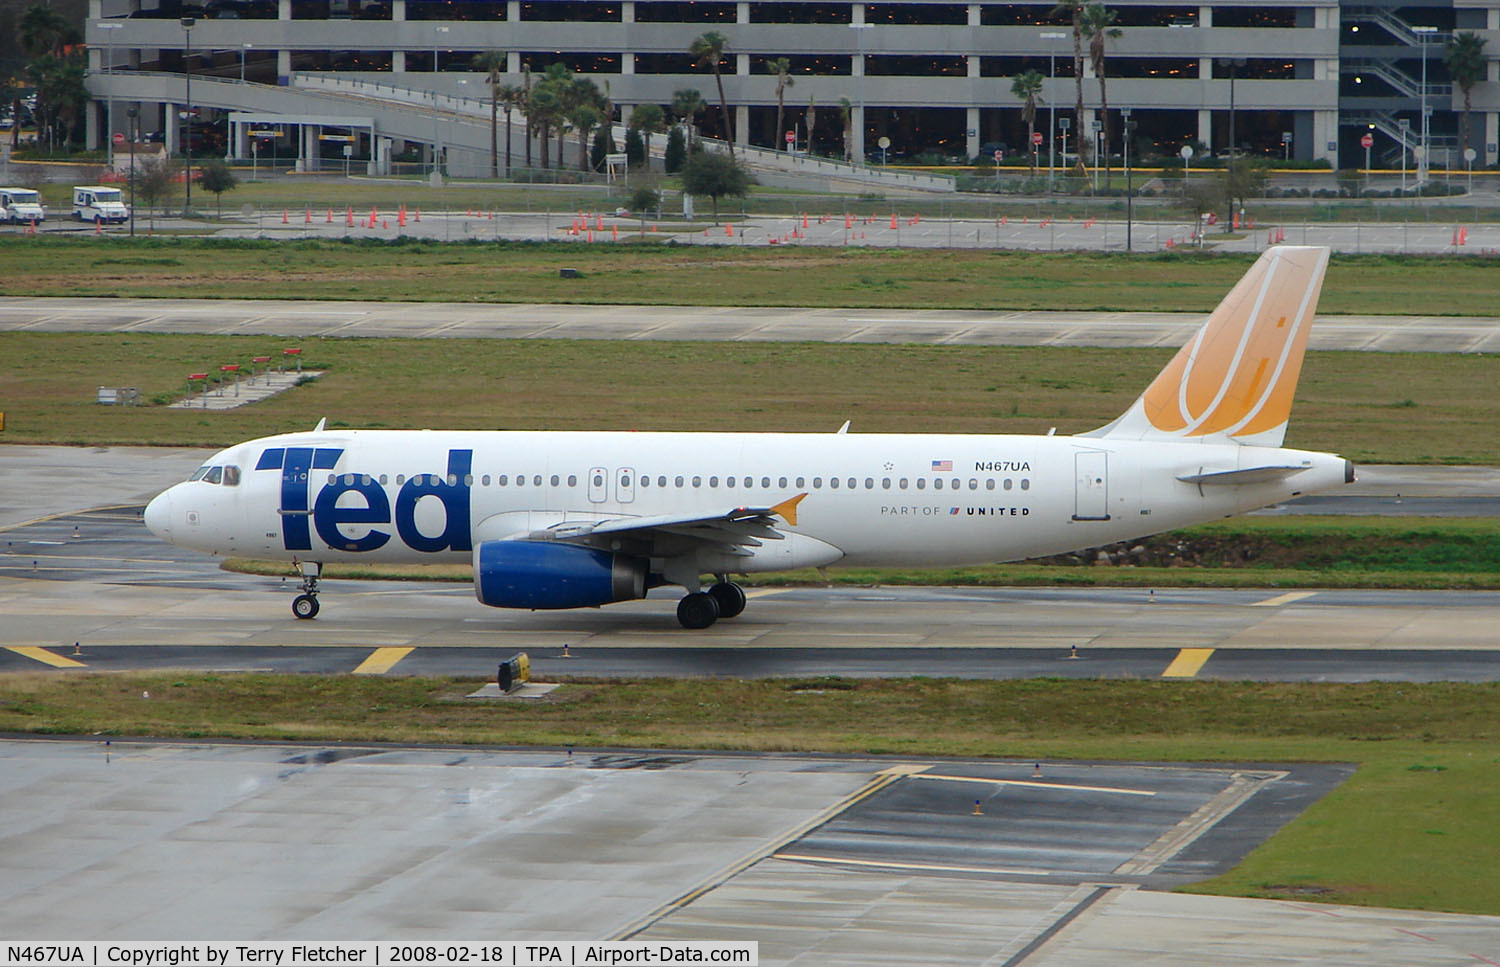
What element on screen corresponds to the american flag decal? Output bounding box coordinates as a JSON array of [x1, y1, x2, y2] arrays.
[[931, 459, 953, 471]]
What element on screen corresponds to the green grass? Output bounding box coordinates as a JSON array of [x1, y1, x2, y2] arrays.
[[3, 673, 1498, 915], [6, 239, 1500, 315], [3, 331, 1499, 463]]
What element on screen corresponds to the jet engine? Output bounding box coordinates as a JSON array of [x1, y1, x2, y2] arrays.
[[473, 540, 648, 610]]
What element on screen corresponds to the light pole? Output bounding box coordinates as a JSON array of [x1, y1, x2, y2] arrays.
[[1122, 106, 1133, 251], [98, 22, 122, 169], [1398, 117, 1409, 193], [849, 22, 873, 165], [1220, 56, 1245, 231], [181, 17, 195, 216], [241, 42, 253, 82], [127, 107, 137, 237], [1041, 31, 1066, 192], [1414, 25, 1437, 185], [432, 25, 450, 177]]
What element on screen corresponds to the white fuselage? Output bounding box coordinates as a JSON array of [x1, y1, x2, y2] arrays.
[[145, 429, 1350, 571]]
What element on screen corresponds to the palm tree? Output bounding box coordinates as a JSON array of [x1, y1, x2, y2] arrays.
[[498, 83, 526, 176], [770, 57, 795, 150], [522, 64, 533, 168], [805, 95, 817, 155], [631, 102, 666, 166], [689, 30, 733, 154], [471, 50, 507, 178], [20, 2, 73, 58], [568, 77, 606, 171], [672, 87, 706, 147], [1080, 3, 1122, 179], [1049, 0, 1088, 174], [1444, 32, 1488, 161], [527, 77, 561, 168], [1011, 70, 1045, 175]]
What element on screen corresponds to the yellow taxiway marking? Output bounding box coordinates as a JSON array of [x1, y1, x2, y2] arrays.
[[352, 646, 414, 675], [1162, 648, 1215, 678], [1250, 590, 1318, 608], [744, 588, 790, 600], [6, 646, 86, 669], [773, 852, 1057, 878], [913, 774, 1155, 797]]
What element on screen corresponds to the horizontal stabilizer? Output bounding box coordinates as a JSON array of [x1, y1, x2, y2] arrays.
[[1176, 465, 1310, 485]]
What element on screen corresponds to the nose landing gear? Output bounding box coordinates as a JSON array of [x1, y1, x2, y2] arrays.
[[291, 561, 322, 619]]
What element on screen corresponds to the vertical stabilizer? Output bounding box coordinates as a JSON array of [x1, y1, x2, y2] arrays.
[[1084, 246, 1330, 447]]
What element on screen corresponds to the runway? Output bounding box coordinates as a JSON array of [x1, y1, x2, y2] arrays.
[[5, 504, 1500, 682], [6, 295, 1500, 353]]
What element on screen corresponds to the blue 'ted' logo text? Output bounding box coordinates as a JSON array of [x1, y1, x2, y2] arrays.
[[258, 447, 473, 554]]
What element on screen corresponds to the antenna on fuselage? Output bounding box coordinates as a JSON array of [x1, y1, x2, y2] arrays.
[[312, 417, 327, 432], [836, 420, 851, 434]]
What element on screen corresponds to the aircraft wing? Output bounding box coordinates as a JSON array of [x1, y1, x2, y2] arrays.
[[541, 494, 807, 557]]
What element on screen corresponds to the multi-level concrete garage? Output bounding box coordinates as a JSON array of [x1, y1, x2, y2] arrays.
[[83, 0, 1500, 177]]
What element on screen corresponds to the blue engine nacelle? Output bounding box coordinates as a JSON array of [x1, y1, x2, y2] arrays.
[[473, 540, 648, 610]]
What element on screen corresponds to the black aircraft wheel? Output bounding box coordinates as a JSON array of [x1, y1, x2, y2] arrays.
[[708, 581, 747, 619], [292, 594, 320, 619], [676, 591, 720, 629]]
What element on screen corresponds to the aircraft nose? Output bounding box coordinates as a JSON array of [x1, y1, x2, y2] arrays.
[[143, 489, 173, 539]]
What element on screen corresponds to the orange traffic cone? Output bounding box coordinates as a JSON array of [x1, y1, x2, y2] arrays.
[[611, 224, 618, 241], [304, 208, 311, 224], [890, 213, 898, 229], [414, 208, 421, 222], [282, 209, 289, 224]]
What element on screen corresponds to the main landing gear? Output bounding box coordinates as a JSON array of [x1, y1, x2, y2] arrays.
[[676, 578, 747, 629], [291, 561, 322, 620]]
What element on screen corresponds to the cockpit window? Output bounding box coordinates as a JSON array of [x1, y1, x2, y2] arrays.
[[190, 466, 211, 481], [223, 465, 241, 486], [204, 466, 223, 485]]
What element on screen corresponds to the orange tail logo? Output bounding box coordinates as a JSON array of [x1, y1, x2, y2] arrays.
[[1136, 247, 1329, 443]]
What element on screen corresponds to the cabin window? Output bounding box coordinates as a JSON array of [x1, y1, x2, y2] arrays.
[[569, 475, 578, 487], [551, 475, 560, 486], [882, 477, 891, 489], [933, 478, 944, 490], [1004, 478, 1013, 490], [396, 474, 406, 485], [675, 476, 685, 487], [829, 477, 840, 489], [986, 478, 995, 490], [1021, 478, 1031, 490], [532, 475, 542, 486], [463, 474, 473, 486], [481, 475, 490, 486], [848, 477, 857, 489], [917, 478, 927, 490], [709, 476, 720, 488], [779, 476, 788, 488], [516, 475, 526, 486], [640, 476, 650, 488], [447, 474, 458, 486], [795, 476, 805, 488], [899, 477, 909, 489], [969, 478, 978, 490], [813, 477, 823, 488], [362, 474, 372, 485], [657, 476, 667, 487], [498, 475, 508, 486], [380, 474, 389, 486], [724, 476, 733, 488], [865, 478, 874, 489]]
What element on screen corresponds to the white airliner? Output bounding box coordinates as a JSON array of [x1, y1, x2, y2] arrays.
[[144, 246, 1353, 628]]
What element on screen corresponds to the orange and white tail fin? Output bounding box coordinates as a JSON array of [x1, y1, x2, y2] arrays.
[[1084, 246, 1330, 448]]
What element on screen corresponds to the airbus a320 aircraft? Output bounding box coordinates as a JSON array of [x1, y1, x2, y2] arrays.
[[144, 246, 1353, 629]]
